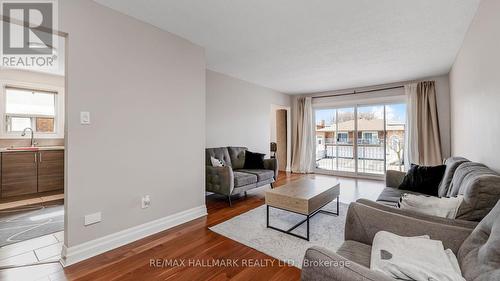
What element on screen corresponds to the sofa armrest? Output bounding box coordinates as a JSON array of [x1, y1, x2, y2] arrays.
[[356, 199, 479, 229], [345, 202, 474, 254], [301, 246, 394, 281], [385, 170, 405, 188], [206, 166, 234, 196], [263, 158, 278, 180]]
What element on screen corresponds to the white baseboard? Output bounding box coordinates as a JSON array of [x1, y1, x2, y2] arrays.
[[60, 205, 207, 267]]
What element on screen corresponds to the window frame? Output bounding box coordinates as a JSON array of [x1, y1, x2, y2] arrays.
[[361, 131, 379, 144], [1, 83, 64, 139], [337, 132, 349, 143], [313, 95, 407, 180]]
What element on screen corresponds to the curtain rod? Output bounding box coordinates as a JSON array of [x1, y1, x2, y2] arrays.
[[311, 85, 404, 99], [5, 85, 58, 94]]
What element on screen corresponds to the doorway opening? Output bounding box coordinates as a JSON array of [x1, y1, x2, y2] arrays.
[[270, 105, 291, 172], [0, 24, 67, 268]]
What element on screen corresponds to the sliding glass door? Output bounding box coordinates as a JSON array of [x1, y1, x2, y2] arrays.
[[315, 103, 406, 177], [356, 105, 385, 175], [385, 104, 406, 172], [315, 107, 355, 172]]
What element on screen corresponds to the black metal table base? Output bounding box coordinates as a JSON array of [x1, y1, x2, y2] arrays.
[[266, 197, 339, 241]]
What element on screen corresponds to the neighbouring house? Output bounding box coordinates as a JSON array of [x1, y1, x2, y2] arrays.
[[315, 118, 405, 172]]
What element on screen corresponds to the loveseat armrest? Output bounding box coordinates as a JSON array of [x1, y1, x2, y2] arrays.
[[263, 158, 278, 180], [385, 170, 405, 188], [301, 246, 394, 281], [206, 166, 234, 196], [345, 202, 474, 254]]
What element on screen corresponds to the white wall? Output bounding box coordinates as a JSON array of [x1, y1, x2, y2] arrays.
[[449, 0, 500, 172], [206, 70, 291, 156], [60, 0, 206, 263], [303, 75, 451, 158]]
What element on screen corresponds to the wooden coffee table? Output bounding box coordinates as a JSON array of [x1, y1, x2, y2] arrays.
[[265, 178, 340, 241]]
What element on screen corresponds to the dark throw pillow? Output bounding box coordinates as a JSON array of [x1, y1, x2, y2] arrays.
[[398, 164, 446, 196], [243, 151, 265, 169]]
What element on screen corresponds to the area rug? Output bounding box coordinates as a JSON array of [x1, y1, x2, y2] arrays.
[[209, 202, 348, 268], [0, 203, 64, 247]]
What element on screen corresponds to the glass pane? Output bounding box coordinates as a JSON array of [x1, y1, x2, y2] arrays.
[[336, 108, 355, 172], [6, 88, 56, 116], [36, 117, 55, 132], [386, 104, 406, 172], [315, 109, 336, 171], [357, 105, 385, 175], [9, 117, 32, 132]]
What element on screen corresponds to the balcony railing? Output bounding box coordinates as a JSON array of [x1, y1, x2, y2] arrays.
[[316, 143, 404, 174]]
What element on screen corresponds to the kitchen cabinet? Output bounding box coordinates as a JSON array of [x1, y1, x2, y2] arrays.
[[1, 152, 38, 198], [38, 150, 64, 192], [1, 149, 64, 199]]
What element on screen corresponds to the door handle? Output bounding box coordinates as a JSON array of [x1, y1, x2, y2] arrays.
[[34, 153, 37, 164], [39, 152, 42, 162]]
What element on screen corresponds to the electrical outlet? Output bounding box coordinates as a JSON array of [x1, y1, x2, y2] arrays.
[[141, 195, 151, 209], [84, 212, 101, 226]]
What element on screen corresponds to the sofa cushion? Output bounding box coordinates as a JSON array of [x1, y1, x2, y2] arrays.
[[437, 157, 469, 197], [376, 187, 423, 206], [458, 201, 500, 281], [337, 240, 372, 268], [233, 171, 257, 187], [447, 162, 500, 221], [236, 169, 274, 182], [228, 147, 247, 169], [447, 162, 491, 197], [206, 147, 232, 167]]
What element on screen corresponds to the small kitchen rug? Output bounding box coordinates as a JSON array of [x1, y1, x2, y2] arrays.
[[209, 201, 348, 268], [0, 203, 64, 247]]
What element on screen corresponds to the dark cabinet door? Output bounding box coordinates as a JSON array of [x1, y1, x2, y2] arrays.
[[1, 152, 38, 198], [38, 150, 64, 192]]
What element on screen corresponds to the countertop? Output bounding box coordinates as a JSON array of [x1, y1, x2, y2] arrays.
[[0, 146, 65, 153]]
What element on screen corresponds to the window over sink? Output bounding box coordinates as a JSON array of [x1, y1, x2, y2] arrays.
[[5, 87, 56, 133], [2, 86, 63, 138]]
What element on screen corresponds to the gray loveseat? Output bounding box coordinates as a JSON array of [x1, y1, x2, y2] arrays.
[[206, 147, 278, 205], [301, 199, 500, 280], [378, 157, 500, 221]]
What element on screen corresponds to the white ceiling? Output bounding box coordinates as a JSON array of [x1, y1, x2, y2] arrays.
[[95, 0, 480, 94]]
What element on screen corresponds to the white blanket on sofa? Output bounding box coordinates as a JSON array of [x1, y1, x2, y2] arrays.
[[398, 193, 464, 219], [370, 231, 465, 281]]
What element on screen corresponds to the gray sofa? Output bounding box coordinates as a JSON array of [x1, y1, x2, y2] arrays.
[[206, 147, 278, 205], [378, 157, 500, 221], [301, 199, 500, 281]]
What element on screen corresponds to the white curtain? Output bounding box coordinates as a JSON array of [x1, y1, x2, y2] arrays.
[[291, 97, 314, 173], [404, 81, 443, 168], [405, 83, 419, 170]]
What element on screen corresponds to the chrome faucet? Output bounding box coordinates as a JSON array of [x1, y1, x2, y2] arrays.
[[21, 128, 36, 147]]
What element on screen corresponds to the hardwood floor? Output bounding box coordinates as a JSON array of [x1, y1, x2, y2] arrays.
[[0, 172, 385, 281]]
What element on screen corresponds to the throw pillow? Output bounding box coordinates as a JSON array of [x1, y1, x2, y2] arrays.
[[243, 151, 265, 169], [398, 164, 446, 196], [398, 193, 464, 219], [210, 156, 225, 167]]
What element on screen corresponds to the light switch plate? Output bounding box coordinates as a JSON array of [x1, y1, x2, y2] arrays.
[[84, 212, 101, 226], [80, 111, 91, 125]]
